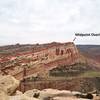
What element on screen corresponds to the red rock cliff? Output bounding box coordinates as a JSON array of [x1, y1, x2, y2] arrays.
[[0, 42, 80, 80], [14, 42, 80, 80]]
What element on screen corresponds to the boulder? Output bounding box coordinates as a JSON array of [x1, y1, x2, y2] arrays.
[[0, 75, 20, 95]]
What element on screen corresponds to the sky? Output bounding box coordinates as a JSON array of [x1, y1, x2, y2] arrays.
[[0, 0, 100, 45]]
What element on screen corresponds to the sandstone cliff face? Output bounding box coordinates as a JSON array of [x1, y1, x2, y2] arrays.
[[0, 42, 79, 80], [13, 42, 80, 80]]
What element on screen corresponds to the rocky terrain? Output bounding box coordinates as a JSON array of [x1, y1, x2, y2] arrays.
[[0, 42, 100, 99], [0, 42, 79, 80], [0, 75, 100, 100]]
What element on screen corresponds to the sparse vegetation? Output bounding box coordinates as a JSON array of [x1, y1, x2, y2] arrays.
[[80, 71, 100, 78], [49, 63, 93, 77]]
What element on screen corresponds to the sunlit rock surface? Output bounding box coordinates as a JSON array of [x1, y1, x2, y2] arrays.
[[0, 75, 19, 95], [0, 75, 99, 100]]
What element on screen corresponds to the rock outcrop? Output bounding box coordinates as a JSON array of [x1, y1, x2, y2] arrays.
[[0, 75, 19, 100], [0, 42, 80, 80], [0, 75, 39, 100], [0, 75, 19, 95], [24, 89, 92, 100], [0, 75, 99, 100]]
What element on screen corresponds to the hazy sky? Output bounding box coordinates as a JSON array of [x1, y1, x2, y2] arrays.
[[0, 0, 100, 45]]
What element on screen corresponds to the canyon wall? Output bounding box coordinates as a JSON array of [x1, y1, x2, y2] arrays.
[[14, 42, 80, 80], [0, 42, 80, 80]]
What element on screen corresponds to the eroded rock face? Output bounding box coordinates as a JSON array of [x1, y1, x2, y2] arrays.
[[0, 42, 80, 81]]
